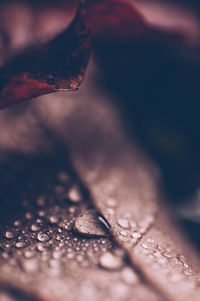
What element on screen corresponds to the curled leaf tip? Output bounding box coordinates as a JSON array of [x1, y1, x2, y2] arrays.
[[0, 0, 91, 109]]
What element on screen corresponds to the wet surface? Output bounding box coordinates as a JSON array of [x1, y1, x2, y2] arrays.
[[50, 63, 200, 301], [0, 117, 161, 301], [0, 61, 200, 300]]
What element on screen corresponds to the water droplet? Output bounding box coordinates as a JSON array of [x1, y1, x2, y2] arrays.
[[69, 206, 76, 214], [56, 235, 61, 241], [141, 243, 149, 249], [163, 251, 172, 259], [99, 250, 124, 270], [158, 257, 167, 265], [153, 250, 161, 258], [37, 232, 50, 242], [38, 210, 45, 217], [31, 224, 40, 232], [25, 212, 32, 220], [178, 255, 185, 263], [13, 220, 21, 227], [68, 186, 82, 203], [76, 255, 84, 262], [15, 242, 25, 248], [24, 249, 35, 259], [106, 198, 117, 207], [107, 208, 115, 216], [74, 210, 107, 237], [2, 252, 9, 259], [49, 216, 59, 224], [120, 230, 128, 237], [37, 244, 46, 252], [131, 232, 141, 239], [22, 259, 38, 272], [53, 251, 62, 259], [36, 218, 43, 224], [5, 229, 18, 239], [117, 218, 130, 229], [67, 253, 74, 259], [121, 267, 139, 285]]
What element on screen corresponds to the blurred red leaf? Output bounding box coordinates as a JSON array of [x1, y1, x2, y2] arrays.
[[0, 1, 90, 109], [84, 0, 148, 41], [0, 0, 187, 110]]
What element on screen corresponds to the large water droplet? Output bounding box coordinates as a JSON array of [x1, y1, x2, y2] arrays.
[[74, 210, 107, 237]]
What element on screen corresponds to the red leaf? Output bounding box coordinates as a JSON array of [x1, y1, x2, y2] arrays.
[[84, 0, 148, 41], [0, 1, 91, 109]]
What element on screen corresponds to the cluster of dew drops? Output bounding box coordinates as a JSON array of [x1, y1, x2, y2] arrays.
[[0, 170, 139, 290]]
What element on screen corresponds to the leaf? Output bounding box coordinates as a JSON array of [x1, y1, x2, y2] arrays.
[[40, 62, 199, 301], [0, 1, 91, 110], [0, 58, 199, 301], [0, 1, 199, 300], [0, 121, 161, 301], [84, 0, 148, 41]]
